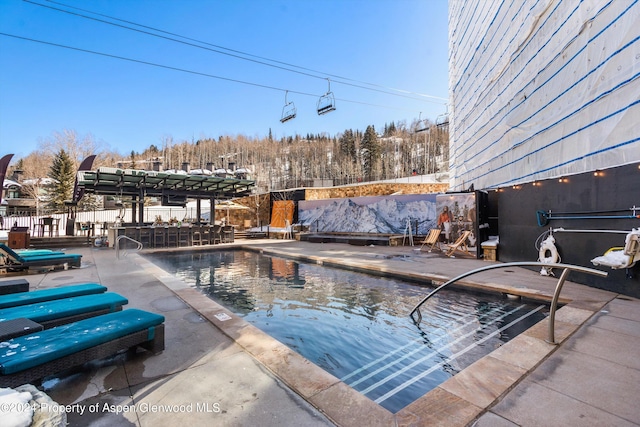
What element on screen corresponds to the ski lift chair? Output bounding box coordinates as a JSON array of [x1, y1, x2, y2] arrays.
[[436, 112, 449, 129], [414, 112, 429, 133], [280, 91, 297, 123], [317, 78, 336, 115]]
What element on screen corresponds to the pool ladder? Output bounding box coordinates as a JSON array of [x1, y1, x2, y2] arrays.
[[409, 262, 608, 344], [115, 235, 143, 259]]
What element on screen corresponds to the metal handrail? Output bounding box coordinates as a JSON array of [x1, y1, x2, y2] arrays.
[[115, 235, 143, 259], [409, 262, 608, 344]]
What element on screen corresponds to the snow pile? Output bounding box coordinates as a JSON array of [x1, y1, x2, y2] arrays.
[[0, 387, 33, 427], [591, 250, 631, 269]]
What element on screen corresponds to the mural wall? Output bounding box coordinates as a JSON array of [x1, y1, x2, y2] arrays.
[[435, 193, 477, 247], [299, 194, 437, 235]]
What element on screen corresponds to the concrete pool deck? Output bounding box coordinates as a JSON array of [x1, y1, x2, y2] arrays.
[[5, 239, 639, 426]]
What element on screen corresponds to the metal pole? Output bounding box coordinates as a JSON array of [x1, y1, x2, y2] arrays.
[[547, 267, 571, 345], [409, 262, 608, 340]]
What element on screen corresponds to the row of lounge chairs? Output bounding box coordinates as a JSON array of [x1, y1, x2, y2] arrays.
[[0, 243, 83, 272], [0, 279, 164, 388]]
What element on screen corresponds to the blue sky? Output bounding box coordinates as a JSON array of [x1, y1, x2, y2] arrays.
[[0, 0, 449, 159]]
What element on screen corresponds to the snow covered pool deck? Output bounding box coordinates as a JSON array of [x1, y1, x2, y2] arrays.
[[17, 240, 638, 426]]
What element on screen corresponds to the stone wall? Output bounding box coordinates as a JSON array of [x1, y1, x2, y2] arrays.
[[304, 182, 447, 200]]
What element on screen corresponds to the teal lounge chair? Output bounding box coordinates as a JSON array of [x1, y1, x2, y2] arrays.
[[0, 283, 107, 309], [15, 249, 63, 257], [0, 243, 82, 270], [0, 292, 128, 328], [0, 308, 165, 387]]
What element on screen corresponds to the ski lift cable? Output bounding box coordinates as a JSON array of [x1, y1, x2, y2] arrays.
[[0, 32, 290, 92], [0, 32, 436, 114], [31, 0, 447, 102]]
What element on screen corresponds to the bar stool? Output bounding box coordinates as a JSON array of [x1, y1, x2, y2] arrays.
[[201, 225, 211, 245], [211, 225, 222, 244], [192, 226, 202, 246], [178, 226, 190, 247], [138, 228, 151, 248], [153, 227, 166, 247], [167, 227, 178, 247]]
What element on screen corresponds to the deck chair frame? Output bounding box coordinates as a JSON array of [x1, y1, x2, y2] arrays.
[[445, 230, 473, 257], [419, 229, 442, 252], [0, 243, 82, 270]]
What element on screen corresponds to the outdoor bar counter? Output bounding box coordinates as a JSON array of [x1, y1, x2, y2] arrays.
[[108, 224, 234, 249]]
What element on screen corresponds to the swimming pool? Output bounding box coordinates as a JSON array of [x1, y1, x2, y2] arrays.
[[147, 249, 548, 413]]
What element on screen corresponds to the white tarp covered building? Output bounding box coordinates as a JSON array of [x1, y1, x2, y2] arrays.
[[448, 0, 640, 191]]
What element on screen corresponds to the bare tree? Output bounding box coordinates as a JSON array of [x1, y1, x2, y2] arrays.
[[15, 116, 449, 195], [39, 130, 102, 170]]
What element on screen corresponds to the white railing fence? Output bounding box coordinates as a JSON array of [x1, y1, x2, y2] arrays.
[[1, 206, 207, 236]]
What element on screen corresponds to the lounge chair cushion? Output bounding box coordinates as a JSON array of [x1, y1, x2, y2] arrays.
[[15, 249, 62, 258], [0, 283, 107, 309], [14, 254, 82, 266], [18, 254, 81, 262], [0, 292, 127, 323], [0, 309, 165, 375], [0, 243, 82, 268]]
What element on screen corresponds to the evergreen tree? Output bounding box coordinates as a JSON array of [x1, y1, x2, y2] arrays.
[[339, 129, 357, 162], [388, 121, 396, 135], [79, 193, 100, 212], [46, 149, 75, 212], [361, 125, 380, 179]]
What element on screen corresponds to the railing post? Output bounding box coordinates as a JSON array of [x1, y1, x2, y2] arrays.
[[546, 267, 571, 345], [409, 262, 608, 338], [115, 235, 143, 259]]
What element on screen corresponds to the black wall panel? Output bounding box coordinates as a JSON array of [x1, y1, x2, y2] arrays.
[[497, 163, 640, 297]]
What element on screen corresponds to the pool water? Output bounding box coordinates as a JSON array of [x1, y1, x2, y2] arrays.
[[147, 250, 548, 413]]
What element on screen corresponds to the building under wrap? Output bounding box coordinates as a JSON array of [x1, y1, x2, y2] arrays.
[[448, 0, 640, 296], [448, 0, 639, 190]]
